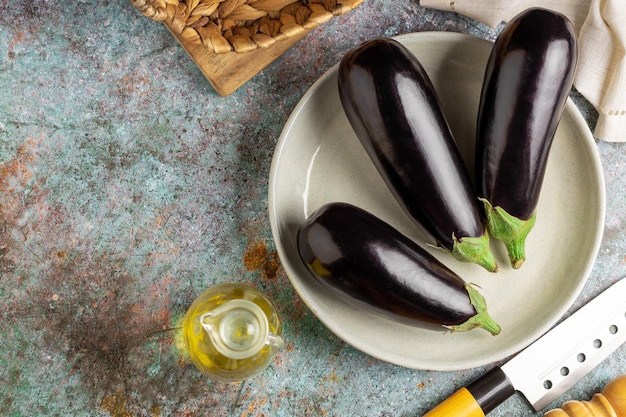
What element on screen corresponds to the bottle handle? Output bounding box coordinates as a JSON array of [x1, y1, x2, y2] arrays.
[[267, 333, 284, 348]]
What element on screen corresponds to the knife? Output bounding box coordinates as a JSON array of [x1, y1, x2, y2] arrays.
[[424, 278, 626, 416]]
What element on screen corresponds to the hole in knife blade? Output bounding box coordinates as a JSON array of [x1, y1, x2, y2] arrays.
[[543, 380, 553, 390], [593, 339, 602, 349], [560, 367, 569, 376], [609, 325, 618, 334], [577, 353, 586, 362]]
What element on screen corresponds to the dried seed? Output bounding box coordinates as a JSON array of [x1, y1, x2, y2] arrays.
[[279, 11, 296, 25], [308, 3, 327, 12], [191, 1, 220, 16], [294, 5, 311, 25], [252, 0, 296, 12], [186, 14, 201, 25], [266, 19, 282, 36], [218, 0, 247, 18], [280, 2, 300, 14], [188, 15, 210, 27], [232, 26, 252, 37], [258, 22, 270, 36], [310, 0, 330, 11], [228, 4, 267, 20]]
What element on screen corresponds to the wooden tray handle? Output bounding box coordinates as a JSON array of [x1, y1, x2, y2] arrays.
[[544, 375, 626, 417]]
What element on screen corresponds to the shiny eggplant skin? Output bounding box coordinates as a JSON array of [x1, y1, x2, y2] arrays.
[[338, 38, 498, 272], [475, 8, 578, 268], [297, 202, 501, 335]]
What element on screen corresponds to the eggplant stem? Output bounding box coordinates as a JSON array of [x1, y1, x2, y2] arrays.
[[480, 198, 537, 269], [446, 283, 501, 336], [452, 232, 499, 273]]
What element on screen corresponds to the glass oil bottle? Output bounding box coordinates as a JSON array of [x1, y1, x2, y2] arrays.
[[182, 282, 284, 382]]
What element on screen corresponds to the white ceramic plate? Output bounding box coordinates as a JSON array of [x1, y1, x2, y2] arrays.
[[268, 32, 605, 371]]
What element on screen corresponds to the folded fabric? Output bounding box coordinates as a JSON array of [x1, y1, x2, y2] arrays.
[[420, 0, 626, 142]]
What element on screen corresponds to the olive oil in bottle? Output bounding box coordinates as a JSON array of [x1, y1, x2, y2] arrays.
[[182, 283, 284, 382]]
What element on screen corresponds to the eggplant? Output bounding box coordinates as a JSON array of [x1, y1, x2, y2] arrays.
[[338, 38, 498, 272], [475, 8, 578, 269], [297, 202, 501, 335]]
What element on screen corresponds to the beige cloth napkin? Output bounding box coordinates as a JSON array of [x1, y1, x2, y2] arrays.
[[420, 0, 626, 142]]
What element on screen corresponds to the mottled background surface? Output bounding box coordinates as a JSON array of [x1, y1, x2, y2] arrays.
[[1, 1, 625, 416]]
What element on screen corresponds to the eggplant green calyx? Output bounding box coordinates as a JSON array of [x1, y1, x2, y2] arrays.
[[446, 283, 501, 336], [480, 198, 537, 269], [452, 232, 499, 273]]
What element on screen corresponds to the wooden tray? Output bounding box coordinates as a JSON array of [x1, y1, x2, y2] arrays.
[[131, 0, 364, 96]]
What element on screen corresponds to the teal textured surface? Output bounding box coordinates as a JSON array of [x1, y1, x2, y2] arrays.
[[1, 1, 625, 416]]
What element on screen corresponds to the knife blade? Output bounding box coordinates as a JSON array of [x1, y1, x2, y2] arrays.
[[424, 278, 626, 416]]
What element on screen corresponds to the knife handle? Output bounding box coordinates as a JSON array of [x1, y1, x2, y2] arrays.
[[544, 375, 626, 417], [424, 367, 515, 417]]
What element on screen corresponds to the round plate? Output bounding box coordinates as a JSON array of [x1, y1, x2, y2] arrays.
[[268, 32, 605, 371]]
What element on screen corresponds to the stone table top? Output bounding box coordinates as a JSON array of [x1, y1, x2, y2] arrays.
[[1, 1, 625, 416]]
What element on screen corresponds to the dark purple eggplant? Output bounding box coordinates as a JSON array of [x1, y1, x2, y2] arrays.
[[297, 202, 501, 335], [338, 38, 498, 272], [475, 8, 578, 269]]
